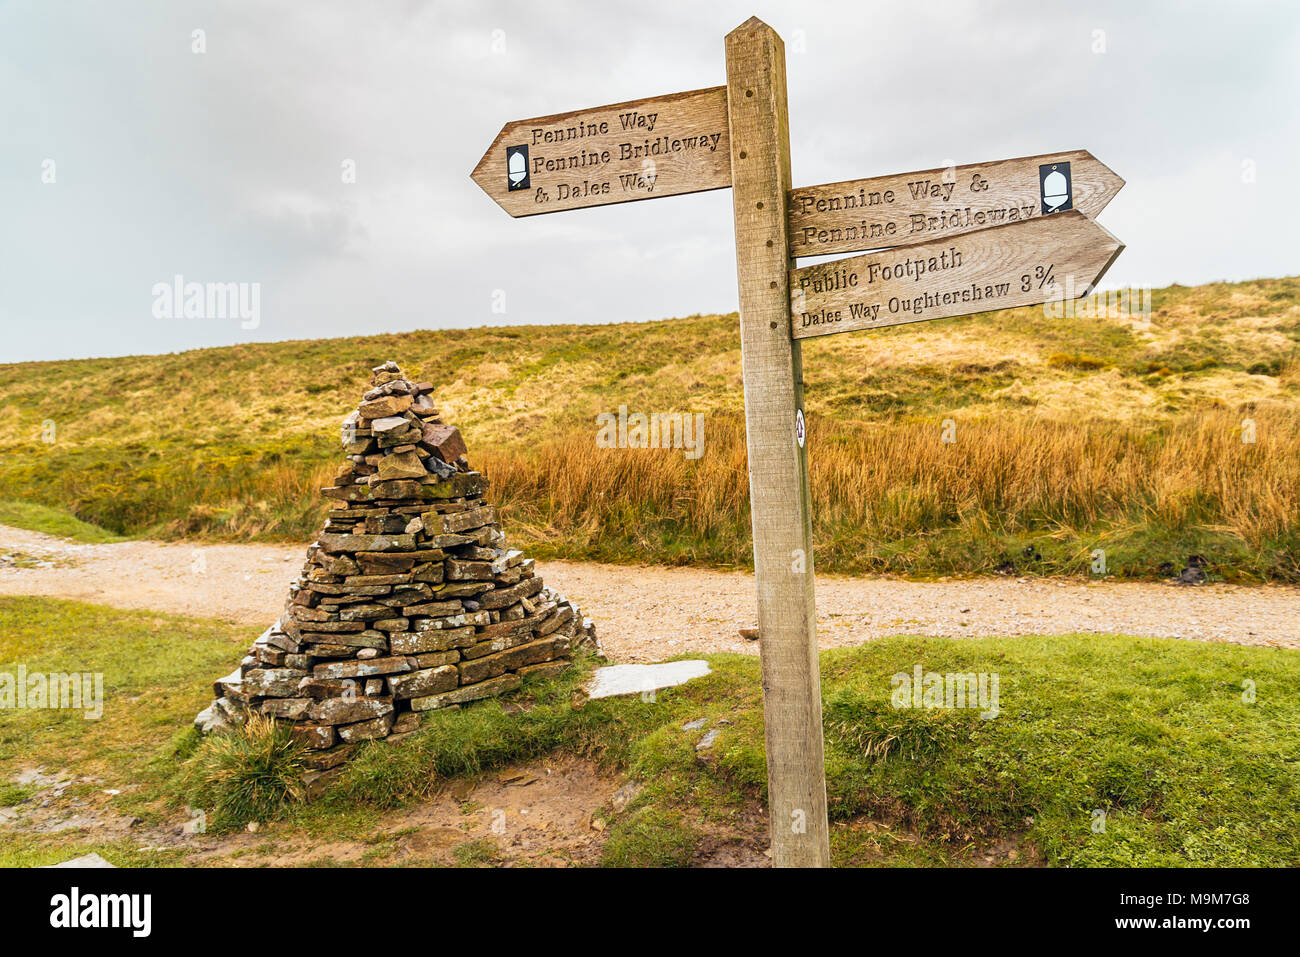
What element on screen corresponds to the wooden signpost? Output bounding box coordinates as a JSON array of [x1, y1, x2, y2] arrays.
[[472, 16, 1125, 868], [787, 150, 1124, 258], [792, 210, 1124, 339], [472, 87, 731, 216]]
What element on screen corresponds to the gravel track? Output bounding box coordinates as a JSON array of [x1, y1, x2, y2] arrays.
[[2, 524, 1296, 660]]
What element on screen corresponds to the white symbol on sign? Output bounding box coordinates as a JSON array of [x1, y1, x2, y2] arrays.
[[508, 150, 527, 186], [1042, 168, 1069, 212], [795, 409, 806, 447]]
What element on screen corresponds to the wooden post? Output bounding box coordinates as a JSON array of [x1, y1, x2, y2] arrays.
[[724, 16, 830, 868]]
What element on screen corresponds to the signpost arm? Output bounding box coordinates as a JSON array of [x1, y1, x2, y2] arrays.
[[724, 16, 830, 868]]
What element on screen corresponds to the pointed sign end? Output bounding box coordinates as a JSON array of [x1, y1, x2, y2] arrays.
[[729, 15, 776, 38], [1092, 238, 1126, 290], [471, 126, 524, 217], [1084, 149, 1126, 201]]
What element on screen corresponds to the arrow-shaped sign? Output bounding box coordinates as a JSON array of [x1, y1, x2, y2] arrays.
[[790, 209, 1123, 339], [472, 86, 731, 217], [786, 149, 1123, 258]]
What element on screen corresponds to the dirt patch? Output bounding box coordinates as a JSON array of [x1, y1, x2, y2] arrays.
[[692, 802, 772, 868], [832, 815, 1044, 867], [0, 767, 145, 838], [3, 758, 626, 868]]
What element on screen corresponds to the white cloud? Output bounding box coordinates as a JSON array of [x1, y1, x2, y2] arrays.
[[0, 0, 1297, 361]]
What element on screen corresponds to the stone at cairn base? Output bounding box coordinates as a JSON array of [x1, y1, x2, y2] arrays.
[[194, 361, 597, 765]]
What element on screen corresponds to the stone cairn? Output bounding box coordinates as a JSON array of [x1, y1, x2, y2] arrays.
[[195, 361, 596, 771]]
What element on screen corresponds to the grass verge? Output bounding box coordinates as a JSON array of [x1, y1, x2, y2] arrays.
[[1, 596, 1296, 866], [0, 500, 124, 544]]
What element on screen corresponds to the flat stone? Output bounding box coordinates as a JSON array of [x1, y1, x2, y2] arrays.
[[292, 723, 337, 749], [412, 650, 460, 668], [369, 415, 408, 433], [369, 479, 425, 499], [390, 626, 475, 654], [307, 582, 391, 596], [458, 636, 567, 684], [445, 558, 494, 581], [387, 665, 458, 699], [376, 426, 422, 449], [194, 701, 232, 734], [345, 574, 411, 586], [319, 484, 378, 503], [317, 533, 416, 554], [428, 505, 496, 535], [242, 668, 309, 697], [365, 514, 411, 535], [41, 853, 116, 869], [287, 618, 365, 633], [358, 394, 413, 419], [409, 673, 522, 711], [476, 611, 546, 642], [411, 562, 445, 584], [298, 677, 361, 698], [462, 622, 546, 661], [337, 604, 394, 622], [476, 576, 544, 610], [419, 472, 489, 500], [426, 534, 475, 548], [402, 599, 463, 617], [307, 697, 395, 725], [412, 611, 490, 631], [260, 697, 313, 720], [312, 657, 412, 679], [377, 449, 428, 482], [338, 713, 395, 743], [431, 582, 494, 598], [538, 605, 574, 636], [586, 661, 712, 700], [515, 660, 571, 681], [304, 643, 360, 657], [213, 667, 244, 699], [355, 548, 443, 565], [391, 712, 421, 734]]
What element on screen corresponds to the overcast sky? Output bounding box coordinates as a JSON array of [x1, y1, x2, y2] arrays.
[[2, 0, 1296, 363]]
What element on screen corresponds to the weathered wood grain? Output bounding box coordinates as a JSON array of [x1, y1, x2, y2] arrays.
[[726, 16, 830, 868], [790, 209, 1124, 340], [472, 87, 731, 217], [787, 149, 1123, 257]]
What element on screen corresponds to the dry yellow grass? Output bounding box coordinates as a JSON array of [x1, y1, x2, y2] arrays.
[[481, 405, 1299, 577], [0, 276, 1296, 577]]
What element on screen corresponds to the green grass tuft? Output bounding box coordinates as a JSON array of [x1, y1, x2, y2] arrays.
[[179, 715, 308, 831]]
